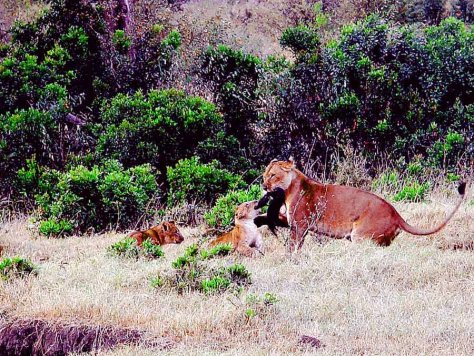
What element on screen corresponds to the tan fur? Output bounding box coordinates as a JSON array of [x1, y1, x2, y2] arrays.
[[209, 201, 263, 257], [129, 221, 184, 246], [262, 159, 466, 251]]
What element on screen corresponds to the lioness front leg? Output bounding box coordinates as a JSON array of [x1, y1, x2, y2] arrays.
[[288, 223, 307, 253]]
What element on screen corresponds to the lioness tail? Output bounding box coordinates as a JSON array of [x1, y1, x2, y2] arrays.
[[398, 182, 466, 236]]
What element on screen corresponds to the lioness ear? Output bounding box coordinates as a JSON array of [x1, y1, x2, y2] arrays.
[[162, 223, 169, 232]]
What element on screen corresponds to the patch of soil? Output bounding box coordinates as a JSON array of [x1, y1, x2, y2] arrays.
[[0, 317, 171, 355], [298, 335, 323, 349], [439, 240, 474, 251]]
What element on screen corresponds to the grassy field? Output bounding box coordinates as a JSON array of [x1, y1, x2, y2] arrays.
[[1, 195, 473, 354]]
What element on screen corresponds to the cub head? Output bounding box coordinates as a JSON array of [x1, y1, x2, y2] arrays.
[[262, 158, 296, 192], [235, 201, 261, 222], [158, 221, 184, 244]]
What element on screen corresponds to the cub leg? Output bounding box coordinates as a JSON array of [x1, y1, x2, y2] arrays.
[[236, 242, 257, 257]]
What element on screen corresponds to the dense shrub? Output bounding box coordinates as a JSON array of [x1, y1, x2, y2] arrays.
[[201, 45, 262, 145], [33, 160, 159, 236], [0, 109, 58, 195], [267, 16, 473, 172], [95, 89, 227, 173], [204, 185, 263, 230], [166, 157, 245, 205]]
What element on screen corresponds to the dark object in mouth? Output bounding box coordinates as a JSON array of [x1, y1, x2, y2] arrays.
[[254, 187, 289, 235]]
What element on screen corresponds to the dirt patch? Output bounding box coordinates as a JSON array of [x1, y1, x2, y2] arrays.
[[438, 240, 474, 252], [298, 335, 323, 349], [0, 317, 172, 355]]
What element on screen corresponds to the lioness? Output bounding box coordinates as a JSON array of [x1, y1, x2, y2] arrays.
[[129, 221, 184, 246], [262, 158, 466, 251], [209, 201, 263, 257]]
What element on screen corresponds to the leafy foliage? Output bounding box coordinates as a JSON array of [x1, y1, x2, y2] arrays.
[[155, 243, 251, 294], [0, 256, 37, 281], [34, 160, 159, 236], [108, 237, 165, 259], [166, 157, 245, 205], [95, 89, 225, 172], [205, 185, 262, 230]]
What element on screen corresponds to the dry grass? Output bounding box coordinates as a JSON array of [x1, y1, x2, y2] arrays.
[[1, 190, 473, 354]]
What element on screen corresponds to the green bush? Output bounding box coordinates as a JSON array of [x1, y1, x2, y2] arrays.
[[95, 89, 226, 173], [108, 237, 141, 259], [142, 238, 165, 259], [0, 256, 37, 281], [204, 185, 262, 230], [108, 237, 164, 259], [201, 44, 262, 146], [280, 24, 320, 56], [200, 243, 233, 260], [35, 160, 159, 236], [38, 219, 74, 237], [167, 157, 245, 205], [393, 181, 430, 202], [156, 243, 251, 294], [0, 109, 59, 195], [200, 276, 231, 294]]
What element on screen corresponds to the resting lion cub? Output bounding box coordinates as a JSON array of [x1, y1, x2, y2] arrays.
[[209, 201, 263, 257], [130, 221, 184, 246], [262, 158, 466, 251]]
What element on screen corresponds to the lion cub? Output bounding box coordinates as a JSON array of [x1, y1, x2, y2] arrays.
[[209, 201, 263, 257], [130, 221, 184, 246]]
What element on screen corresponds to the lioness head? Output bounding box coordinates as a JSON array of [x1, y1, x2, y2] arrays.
[[262, 158, 295, 192], [235, 201, 261, 222], [157, 221, 185, 244]]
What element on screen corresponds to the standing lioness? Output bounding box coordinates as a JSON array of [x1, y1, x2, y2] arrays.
[[262, 159, 466, 251]]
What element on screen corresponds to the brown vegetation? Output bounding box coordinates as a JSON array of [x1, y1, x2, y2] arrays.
[[0, 190, 472, 353]]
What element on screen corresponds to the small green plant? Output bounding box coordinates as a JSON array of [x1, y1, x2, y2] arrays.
[[200, 275, 231, 294], [107, 237, 141, 259], [0, 256, 37, 281], [372, 171, 400, 192], [393, 181, 430, 202], [446, 173, 460, 182], [38, 219, 74, 237], [200, 243, 233, 260], [172, 243, 199, 269], [155, 244, 251, 294], [142, 239, 165, 259], [244, 292, 279, 322], [150, 275, 164, 288], [108, 237, 165, 260], [112, 30, 132, 53]]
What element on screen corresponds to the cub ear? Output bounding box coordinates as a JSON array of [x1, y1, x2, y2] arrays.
[[162, 223, 169, 232], [235, 209, 245, 220], [169, 220, 175, 225]]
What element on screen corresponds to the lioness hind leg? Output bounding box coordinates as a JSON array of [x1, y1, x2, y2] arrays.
[[351, 222, 399, 246]]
